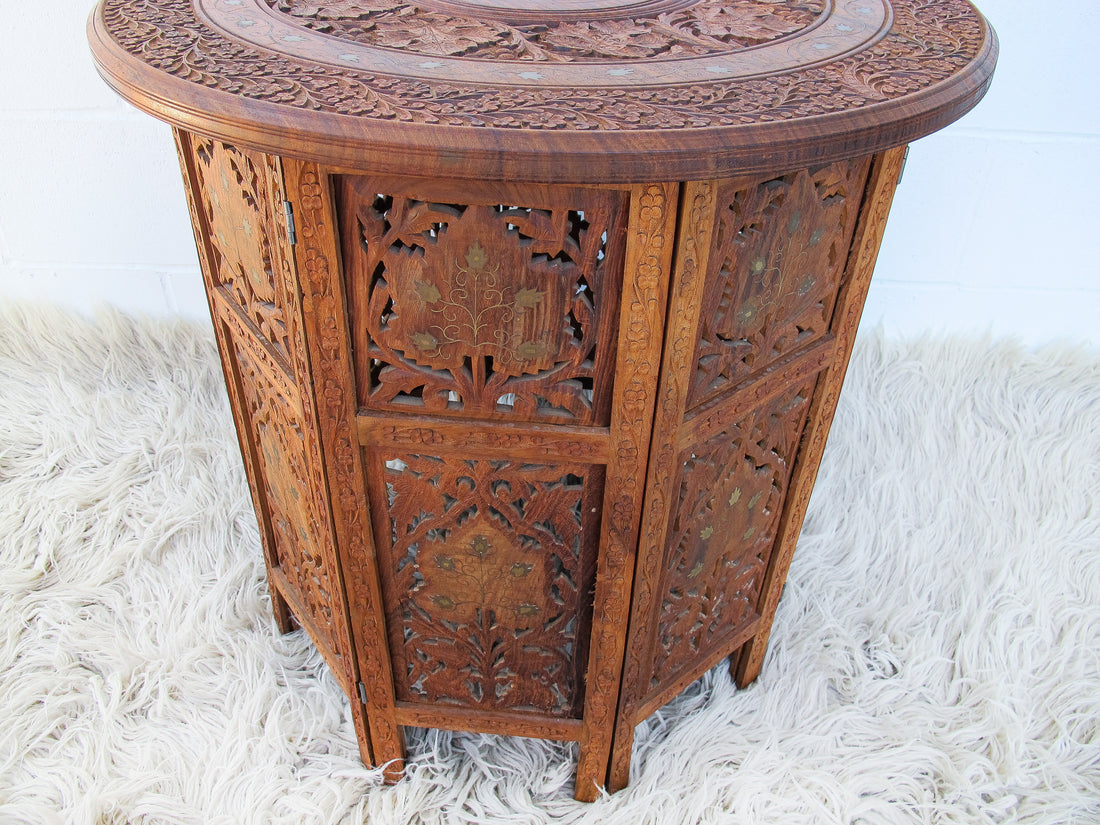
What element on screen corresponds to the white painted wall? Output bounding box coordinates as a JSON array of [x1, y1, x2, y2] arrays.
[[1, 0, 1097, 346]]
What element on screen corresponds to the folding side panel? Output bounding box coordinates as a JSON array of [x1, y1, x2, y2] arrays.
[[609, 157, 875, 789], [174, 133, 353, 687], [651, 156, 872, 696]]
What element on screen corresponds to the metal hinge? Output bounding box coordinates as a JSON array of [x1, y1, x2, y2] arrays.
[[283, 200, 297, 246], [897, 146, 911, 187], [358, 681, 368, 705]]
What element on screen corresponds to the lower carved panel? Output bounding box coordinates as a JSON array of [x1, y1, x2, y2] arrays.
[[650, 381, 816, 688], [232, 338, 342, 655], [370, 453, 602, 717]]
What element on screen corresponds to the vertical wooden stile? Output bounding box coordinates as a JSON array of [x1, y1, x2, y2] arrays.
[[282, 158, 406, 775], [574, 182, 679, 801], [607, 180, 719, 791]]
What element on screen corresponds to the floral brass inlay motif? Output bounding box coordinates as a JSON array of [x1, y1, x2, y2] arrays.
[[376, 455, 601, 714], [429, 533, 541, 618], [340, 181, 627, 422], [409, 241, 548, 362]]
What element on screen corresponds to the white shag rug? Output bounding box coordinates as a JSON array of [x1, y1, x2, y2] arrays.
[[0, 302, 1097, 825]]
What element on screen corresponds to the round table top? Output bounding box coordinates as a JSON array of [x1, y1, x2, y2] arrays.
[[88, 0, 997, 183]]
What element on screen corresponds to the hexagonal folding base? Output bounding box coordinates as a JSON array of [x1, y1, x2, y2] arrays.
[[174, 130, 906, 800]]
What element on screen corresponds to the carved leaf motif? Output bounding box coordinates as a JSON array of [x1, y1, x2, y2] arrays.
[[542, 21, 673, 60], [370, 17, 508, 56], [268, 0, 826, 61], [278, 0, 402, 18], [675, 5, 809, 42]]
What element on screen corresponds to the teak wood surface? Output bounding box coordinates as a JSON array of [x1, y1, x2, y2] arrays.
[[90, 0, 996, 801]]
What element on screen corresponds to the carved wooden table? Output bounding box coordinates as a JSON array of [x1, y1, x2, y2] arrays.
[[89, 0, 996, 800]]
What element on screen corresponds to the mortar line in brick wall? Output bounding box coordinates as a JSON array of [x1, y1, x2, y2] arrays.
[[1, 260, 200, 275], [871, 280, 1100, 296], [943, 126, 1100, 143], [0, 108, 165, 123]]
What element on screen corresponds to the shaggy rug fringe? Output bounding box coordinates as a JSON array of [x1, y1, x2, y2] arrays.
[[0, 301, 1097, 824]]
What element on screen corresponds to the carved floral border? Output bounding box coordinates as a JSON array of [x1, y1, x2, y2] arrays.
[[101, 0, 987, 130]]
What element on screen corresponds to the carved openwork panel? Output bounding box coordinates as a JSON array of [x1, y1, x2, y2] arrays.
[[650, 381, 815, 688], [688, 158, 870, 409], [186, 137, 293, 367], [370, 453, 603, 716], [232, 338, 343, 649], [339, 179, 627, 424]]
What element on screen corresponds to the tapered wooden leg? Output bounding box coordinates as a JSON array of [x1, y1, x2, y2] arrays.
[[573, 741, 602, 801], [728, 646, 747, 685], [269, 585, 294, 635], [733, 633, 767, 688], [606, 722, 636, 793]]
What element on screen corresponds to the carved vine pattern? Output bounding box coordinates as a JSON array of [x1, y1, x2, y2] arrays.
[[689, 157, 870, 408], [608, 180, 713, 787], [265, 0, 824, 62], [102, 0, 987, 130], [651, 381, 814, 687], [575, 182, 674, 792], [340, 181, 626, 423], [376, 455, 600, 716], [288, 161, 406, 767]]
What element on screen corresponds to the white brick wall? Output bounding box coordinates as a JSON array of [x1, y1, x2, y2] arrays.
[[2, 0, 1097, 346]]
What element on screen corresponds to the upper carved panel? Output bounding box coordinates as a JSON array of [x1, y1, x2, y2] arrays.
[[339, 178, 626, 424], [689, 157, 871, 408], [94, 0, 994, 137], [264, 0, 824, 62], [187, 137, 293, 367]]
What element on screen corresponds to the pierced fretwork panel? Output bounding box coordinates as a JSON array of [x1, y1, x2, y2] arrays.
[[371, 454, 603, 717], [188, 137, 293, 366], [232, 339, 344, 655], [650, 382, 815, 688], [339, 179, 627, 424], [689, 158, 870, 409]]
